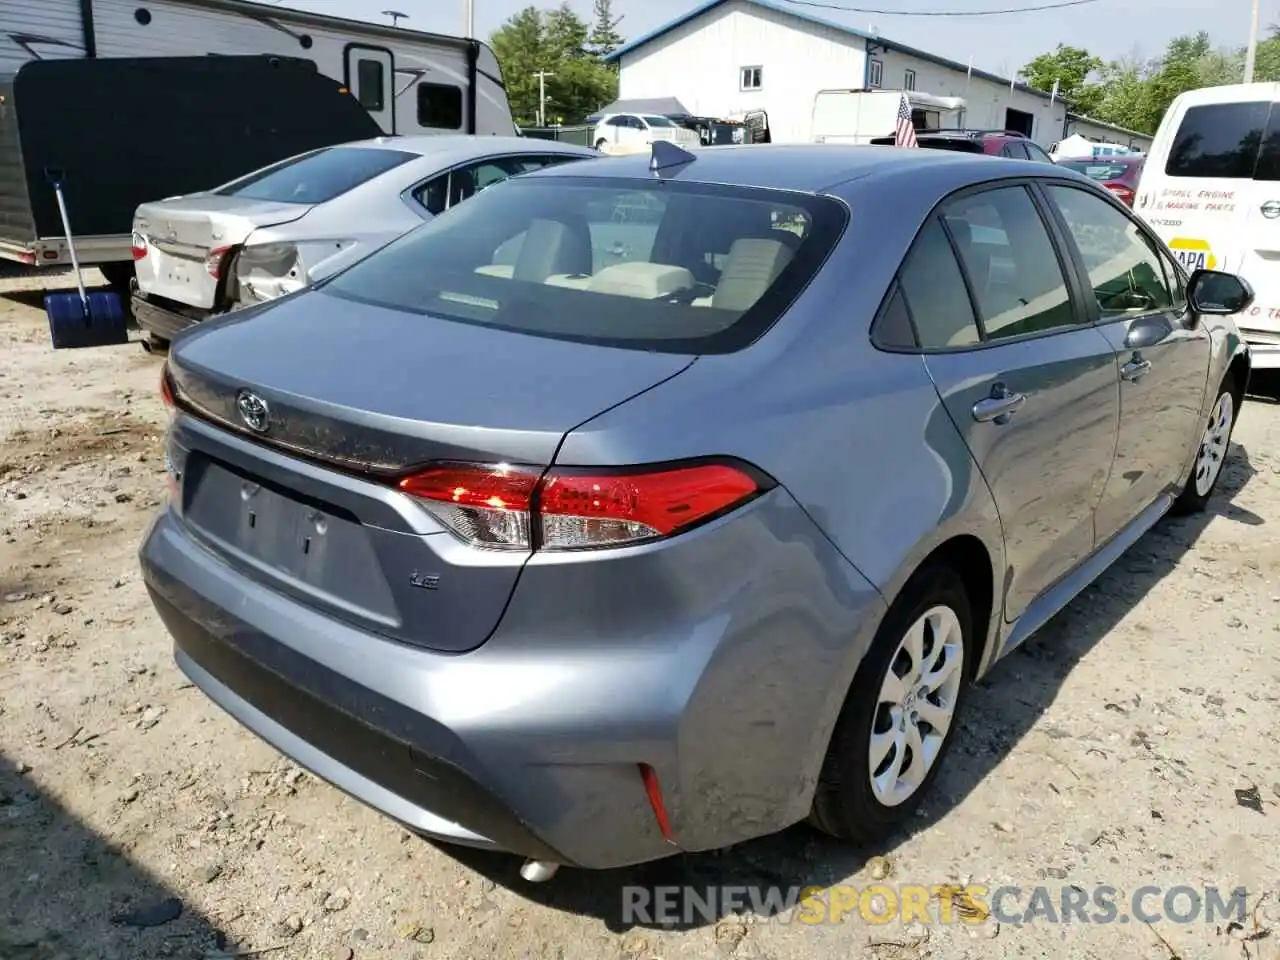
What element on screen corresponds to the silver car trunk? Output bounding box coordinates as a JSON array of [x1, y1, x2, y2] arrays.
[[134, 196, 312, 310], [162, 289, 695, 653]]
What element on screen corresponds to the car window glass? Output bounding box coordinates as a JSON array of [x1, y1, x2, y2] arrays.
[[215, 147, 415, 204], [607, 116, 626, 126], [899, 218, 981, 349], [1025, 142, 1052, 163], [1166, 101, 1269, 178], [1003, 142, 1030, 159], [324, 177, 844, 353], [446, 159, 526, 207], [415, 174, 448, 216], [871, 285, 917, 349], [1252, 103, 1280, 180], [941, 186, 1076, 340], [1047, 185, 1174, 317]]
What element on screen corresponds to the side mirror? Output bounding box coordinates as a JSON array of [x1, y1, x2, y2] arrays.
[[1187, 268, 1254, 315]]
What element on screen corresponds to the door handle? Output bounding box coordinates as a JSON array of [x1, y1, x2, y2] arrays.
[[1121, 356, 1152, 381], [972, 384, 1026, 424]]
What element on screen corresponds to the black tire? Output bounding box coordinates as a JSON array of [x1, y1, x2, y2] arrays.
[[810, 564, 974, 842], [594, 138, 607, 150], [141, 333, 170, 355], [1172, 371, 1238, 515], [98, 261, 135, 291]]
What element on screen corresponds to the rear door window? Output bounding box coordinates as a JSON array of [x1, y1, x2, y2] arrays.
[[1166, 101, 1271, 178], [215, 147, 416, 204], [324, 176, 847, 354], [940, 186, 1078, 340]]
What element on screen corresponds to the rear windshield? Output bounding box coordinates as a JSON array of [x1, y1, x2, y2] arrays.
[[914, 138, 983, 154], [643, 115, 676, 127], [323, 175, 847, 354], [1165, 101, 1275, 179], [214, 146, 416, 204], [1060, 161, 1132, 180]]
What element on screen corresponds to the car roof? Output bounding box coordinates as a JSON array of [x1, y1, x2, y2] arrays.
[[518, 143, 1043, 193], [336, 134, 597, 165]]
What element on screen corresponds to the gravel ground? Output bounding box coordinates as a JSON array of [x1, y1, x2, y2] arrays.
[[2, 265, 1279, 960]]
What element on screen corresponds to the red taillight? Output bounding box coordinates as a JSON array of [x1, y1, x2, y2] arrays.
[[160, 364, 175, 411], [1106, 183, 1135, 206], [205, 244, 233, 279], [397, 460, 764, 551], [131, 231, 147, 261]]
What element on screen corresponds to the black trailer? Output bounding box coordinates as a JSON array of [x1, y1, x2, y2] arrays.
[[0, 54, 381, 287]]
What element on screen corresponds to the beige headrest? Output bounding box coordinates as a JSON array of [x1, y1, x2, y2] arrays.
[[712, 238, 793, 311]]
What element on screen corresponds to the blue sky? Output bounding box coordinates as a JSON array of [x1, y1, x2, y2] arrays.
[[273, 0, 1271, 79]]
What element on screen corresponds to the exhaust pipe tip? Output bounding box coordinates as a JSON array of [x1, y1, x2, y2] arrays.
[[519, 860, 560, 883]]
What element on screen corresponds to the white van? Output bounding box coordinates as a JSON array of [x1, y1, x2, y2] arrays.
[[811, 90, 966, 144], [1135, 82, 1280, 369]]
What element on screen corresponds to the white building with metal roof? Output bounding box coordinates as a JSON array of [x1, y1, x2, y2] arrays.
[[604, 0, 1151, 151]]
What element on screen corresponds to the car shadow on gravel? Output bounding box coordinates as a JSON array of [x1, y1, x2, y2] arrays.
[[439, 442, 1259, 932], [0, 750, 227, 960]]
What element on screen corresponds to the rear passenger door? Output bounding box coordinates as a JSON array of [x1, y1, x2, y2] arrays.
[[906, 183, 1121, 623], [1041, 182, 1211, 543]]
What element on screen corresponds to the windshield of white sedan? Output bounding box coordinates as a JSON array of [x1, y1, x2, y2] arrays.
[[324, 176, 845, 353], [214, 147, 416, 204]]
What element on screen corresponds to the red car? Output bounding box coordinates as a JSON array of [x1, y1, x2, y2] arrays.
[[870, 129, 1056, 163], [1056, 155, 1146, 207]]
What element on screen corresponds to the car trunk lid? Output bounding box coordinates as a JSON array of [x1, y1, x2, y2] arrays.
[[135, 196, 312, 310], [165, 289, 694, 652]]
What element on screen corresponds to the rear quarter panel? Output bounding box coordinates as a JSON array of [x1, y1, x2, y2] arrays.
[[556, 163, 1013, 782]]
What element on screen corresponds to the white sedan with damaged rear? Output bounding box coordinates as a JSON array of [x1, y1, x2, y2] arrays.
[[129, 135, 597, 351]]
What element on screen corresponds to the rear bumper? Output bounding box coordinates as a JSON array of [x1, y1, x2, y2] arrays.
[[132, 292, 210, 341], [139, 480, 885, 869], [1241, 336, 1280, 370]]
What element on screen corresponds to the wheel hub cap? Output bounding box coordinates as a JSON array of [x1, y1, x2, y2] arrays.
[[1193, 390, 1233, 498], [869, 604, 965, 808]]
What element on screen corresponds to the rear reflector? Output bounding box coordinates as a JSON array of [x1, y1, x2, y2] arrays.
[[638, 763, 677, 844], [397, 460, 765, 551], [131, 231, 147, 261]]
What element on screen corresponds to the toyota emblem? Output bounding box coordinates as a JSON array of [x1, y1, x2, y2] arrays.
[[1262, 200, 1280, 219], [236, 390, 270, 433]]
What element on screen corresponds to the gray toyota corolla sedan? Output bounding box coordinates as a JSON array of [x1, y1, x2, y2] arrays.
[[141, 142, 1253, 880]]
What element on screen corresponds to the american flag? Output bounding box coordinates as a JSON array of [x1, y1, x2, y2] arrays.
[[894, 94, 918, 148]]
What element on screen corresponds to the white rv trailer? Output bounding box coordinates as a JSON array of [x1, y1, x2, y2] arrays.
[[1, 0, 514, 137]]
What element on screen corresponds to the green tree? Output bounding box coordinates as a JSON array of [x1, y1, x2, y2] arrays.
[[490, 7, 547, 125], [1018, 44, 1103, 114], [1252, 25, 1280, 81], [586, 0, 625, 59], [489, 4, 618, 126]]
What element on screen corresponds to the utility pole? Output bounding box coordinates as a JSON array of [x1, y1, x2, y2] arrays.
[[463, 0, 474, 38], [533, 70, 554, 126], [1244, 0, 1261, 82]]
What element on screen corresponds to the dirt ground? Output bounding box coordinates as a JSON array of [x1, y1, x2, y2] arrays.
[[2, 264, 1279, 960]]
